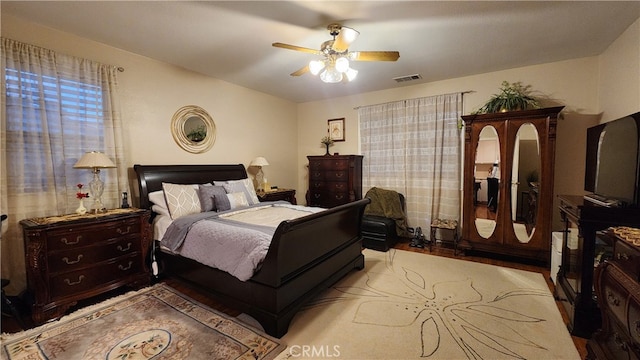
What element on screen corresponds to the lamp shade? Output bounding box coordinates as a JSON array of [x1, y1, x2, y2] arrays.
[[73, 151, 116, 169], [250, 157, 269, 167]]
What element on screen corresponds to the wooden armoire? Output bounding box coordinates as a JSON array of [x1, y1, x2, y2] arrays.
[[460, 106, 564, 263]]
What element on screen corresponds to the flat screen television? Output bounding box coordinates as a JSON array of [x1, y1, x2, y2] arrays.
[[584, 112, 640, 207]]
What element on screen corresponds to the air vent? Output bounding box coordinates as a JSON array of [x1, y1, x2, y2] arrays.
[[393, 74, 422, 83]]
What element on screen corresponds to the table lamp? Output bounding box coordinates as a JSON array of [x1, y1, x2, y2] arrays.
[[74, 151, 116, 213], [250, 156, 269, 191]]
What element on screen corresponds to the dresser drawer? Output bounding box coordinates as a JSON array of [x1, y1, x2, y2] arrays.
[[310, 159, 350, 171], [602, 275, 629, 328], [50, 253, 142, 299], [325, 171, 348, 182], [615, 240, 640, 281], [48, 236, 141, 274], [629, 296, 640, 346], [46, 218, 140, 251]]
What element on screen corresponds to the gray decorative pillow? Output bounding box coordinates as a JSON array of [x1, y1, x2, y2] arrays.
[[218, 178, 260, 205], [198, 185, 227, 212], [162, 183, 201, 219]]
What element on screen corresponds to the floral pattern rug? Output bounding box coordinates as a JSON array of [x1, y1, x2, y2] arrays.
[[277, 248, 581, 359], [0, 284, 285, 360]]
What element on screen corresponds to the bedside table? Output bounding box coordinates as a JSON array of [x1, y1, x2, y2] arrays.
[[257, 188, 297, 204], [20, 208, 151, 324]]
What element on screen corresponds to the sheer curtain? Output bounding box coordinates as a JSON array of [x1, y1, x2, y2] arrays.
[[1, 38, 127, 294], [359, 93, 462, 235]]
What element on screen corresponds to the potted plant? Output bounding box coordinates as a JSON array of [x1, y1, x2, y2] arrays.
[[476, 81, 540, 114], [187, 125, 207, 142]]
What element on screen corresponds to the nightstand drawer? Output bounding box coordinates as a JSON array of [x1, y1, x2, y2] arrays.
[[48, 236, 141, 274], [50, 253, 142, 299], [46, 218, 140, 251]]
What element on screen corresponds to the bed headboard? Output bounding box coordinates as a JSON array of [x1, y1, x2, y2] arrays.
[[133, 164, 248, 209]]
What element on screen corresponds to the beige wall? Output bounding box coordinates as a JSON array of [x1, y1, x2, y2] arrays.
[[2, 14, 299, 204], [598, 18, 640, 122]]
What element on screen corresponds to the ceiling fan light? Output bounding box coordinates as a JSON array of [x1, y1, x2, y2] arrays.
[[339, 26, 359, 45], [345, 68, 358, 82], [335, 57, 350, 73], [309, 60, 325, 75], [320, 67, 343, 83]]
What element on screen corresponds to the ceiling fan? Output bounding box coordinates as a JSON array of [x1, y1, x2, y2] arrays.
[[272, 23, 400, 83]]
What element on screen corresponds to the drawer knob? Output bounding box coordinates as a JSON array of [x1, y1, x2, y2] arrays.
[[335, 184, 344, 189], [116, 226, 132, 235], [61, 236, 82, 245], [335, 173, 344, 178], [335, 194, 344, 200], [117, 243, 132, 252], [62, 254, 83, 265], [616, 252, 630, 261], [607, 291, 620, 306], [64, 275, 85, 286], [118, 261, 133, 271], [614, 333, 629, 351], [314, 194, 321, 199]]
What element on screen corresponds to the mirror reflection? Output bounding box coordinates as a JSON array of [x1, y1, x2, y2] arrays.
[[474, 125, 499, 239], [511, 123, 540, 243], [170, 105, 216, 154]]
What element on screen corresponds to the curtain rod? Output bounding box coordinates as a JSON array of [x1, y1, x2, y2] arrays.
[[353, 90, 474, 110]]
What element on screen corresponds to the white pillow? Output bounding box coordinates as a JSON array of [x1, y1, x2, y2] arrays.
[[227, 192, 249, 209], [217, 178, 260, 205], [149, 190, 168, 209], [151, 204, 170, 217], [162, 183, 202, 219]]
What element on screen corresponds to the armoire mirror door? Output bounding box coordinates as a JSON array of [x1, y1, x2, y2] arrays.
[[461, 107, 563, 263]]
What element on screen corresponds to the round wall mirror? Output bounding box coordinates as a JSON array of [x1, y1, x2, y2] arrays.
[[474, 125, 500, 239], [511, 123, 540, 243], [171, 105, 216, 153]]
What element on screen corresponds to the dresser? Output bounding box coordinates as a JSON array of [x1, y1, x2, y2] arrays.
[[307, 155, 363, 208], [20, 208, 151, 324], [587, 227, 640, 360]]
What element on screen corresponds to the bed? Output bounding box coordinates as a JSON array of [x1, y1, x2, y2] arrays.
[[133, 164, 370, 337]]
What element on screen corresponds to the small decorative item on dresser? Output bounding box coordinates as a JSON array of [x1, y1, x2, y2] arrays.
[[75, 183, 89, 215], [321, 136, 334, 156]]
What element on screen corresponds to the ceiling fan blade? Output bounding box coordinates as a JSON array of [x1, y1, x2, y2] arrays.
[[351, 51, 400, 62], [272, 42, 323, 55], [290, 65, 310, 76], [332, 26, 359, 52]]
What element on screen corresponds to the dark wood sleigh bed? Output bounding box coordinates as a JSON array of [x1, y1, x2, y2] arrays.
[[133, 164, 370, 337]]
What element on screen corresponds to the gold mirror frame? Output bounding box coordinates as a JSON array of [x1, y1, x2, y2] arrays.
[[171, 105, 216, 154]]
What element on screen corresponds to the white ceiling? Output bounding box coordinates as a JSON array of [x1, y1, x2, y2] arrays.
[[3, 1, 639, 103]]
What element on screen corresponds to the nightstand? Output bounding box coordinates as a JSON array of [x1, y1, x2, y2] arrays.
[[257, 188, 297, 204], [20, 208, 151, 324]]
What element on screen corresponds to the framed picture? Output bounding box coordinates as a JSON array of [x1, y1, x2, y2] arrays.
[[328, 118, 345, 142]]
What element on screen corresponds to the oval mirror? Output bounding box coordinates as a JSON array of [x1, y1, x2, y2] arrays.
[[171, 105, 216, 153], [474, 125, 500, 239], [511, 123, 540, 243]]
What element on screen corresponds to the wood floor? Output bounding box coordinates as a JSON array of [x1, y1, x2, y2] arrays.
[[2, 240, 587, 359]]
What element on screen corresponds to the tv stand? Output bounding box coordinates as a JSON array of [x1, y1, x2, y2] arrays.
[[583, 194, 620, 207]]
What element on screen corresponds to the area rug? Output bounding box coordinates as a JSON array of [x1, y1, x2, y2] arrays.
[[0, 284, 285, 360], [277, 248, 580, 360]]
